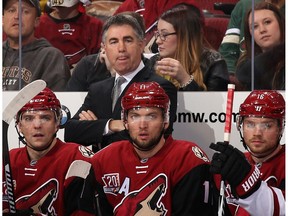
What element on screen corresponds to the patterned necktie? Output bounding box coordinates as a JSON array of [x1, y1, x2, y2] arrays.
[[112, 76, 126, 110]]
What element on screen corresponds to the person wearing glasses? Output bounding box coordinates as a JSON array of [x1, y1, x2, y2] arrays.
[[210, 90, 285, 215], [150, 4, 229, 91], [64, 13, 177, 152]]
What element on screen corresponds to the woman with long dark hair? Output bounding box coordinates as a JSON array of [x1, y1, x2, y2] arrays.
[[236, 2, 285, 90], [151, 4, 229, 91]]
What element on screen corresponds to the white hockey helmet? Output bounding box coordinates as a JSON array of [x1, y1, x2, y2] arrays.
[[50, 0, 81, 7]]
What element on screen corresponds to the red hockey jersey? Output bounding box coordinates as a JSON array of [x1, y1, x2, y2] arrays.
[[2, 139, 95, 215], [226, 145, 285, 215], [35, 13, 103, 68], [92, 135, 217, 215]]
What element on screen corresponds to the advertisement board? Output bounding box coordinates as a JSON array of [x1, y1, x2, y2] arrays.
[[3, 91, 285, 159]]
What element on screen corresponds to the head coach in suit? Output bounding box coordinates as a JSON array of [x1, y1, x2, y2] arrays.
[[64, 13, 177, 152]]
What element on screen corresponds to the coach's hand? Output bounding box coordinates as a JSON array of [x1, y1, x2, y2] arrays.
[[210, 142, 261, 198], [79, 110, 97, 121]]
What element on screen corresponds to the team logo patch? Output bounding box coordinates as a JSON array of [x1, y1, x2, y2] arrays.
[[192, 146, 209, 162], [78, 146, 94, 158], [102, 173, 121, 194], [59, 24, 75, 35]]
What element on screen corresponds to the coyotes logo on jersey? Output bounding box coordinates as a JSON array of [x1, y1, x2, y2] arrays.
[[113, 174, 168, 216], [16, 179, 58, 215]]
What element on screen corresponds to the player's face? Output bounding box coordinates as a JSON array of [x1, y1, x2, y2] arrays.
[[249, 9, 281, 52], [18, 110, 59, 151], [242, 117, 281, 157], [126, 107, 168, 151], [156, 19, 178, 58], [3, 0, 39, 42], [102, 24, 145, 75]]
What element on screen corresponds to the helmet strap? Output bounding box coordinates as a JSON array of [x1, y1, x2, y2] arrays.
[[247, 142, 280, 160], [240, 127, 281, 160], [15, 124, 56, 152], [15, 123, 27, 146], [127, 127, 166, 152], [239, 130, 248, 151]]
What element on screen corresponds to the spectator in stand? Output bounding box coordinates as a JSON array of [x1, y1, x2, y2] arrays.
[[151, 4, 229, 91], [2, 87, 96, 215], [114, 0, 201, 30], [2, 0, 70, 91], [66, 11, 145, 91], [219, 0, 285, 88], [210, 90, 285, 215], [64, 13, 177, 152], [235, 2, 285, 90], [35, 0, 103, 70], [114, 0, 201, 47]]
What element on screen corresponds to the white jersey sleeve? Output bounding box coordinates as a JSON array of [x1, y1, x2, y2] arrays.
[[234, 181, 285, 216]]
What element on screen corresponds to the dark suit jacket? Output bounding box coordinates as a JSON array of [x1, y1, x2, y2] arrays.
[[64, 59, 177, 151]]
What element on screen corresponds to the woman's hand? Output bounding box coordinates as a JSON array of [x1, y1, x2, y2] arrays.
[[156, 57, 191, 85]]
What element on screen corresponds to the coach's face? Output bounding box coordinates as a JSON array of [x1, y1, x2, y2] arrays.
[[102, 24, 145, 75]]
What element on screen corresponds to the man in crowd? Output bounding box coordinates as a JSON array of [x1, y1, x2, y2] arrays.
[[3, 0, 70, 91]]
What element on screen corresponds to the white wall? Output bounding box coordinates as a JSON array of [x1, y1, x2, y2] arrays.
[[3, 91, 285, 159]]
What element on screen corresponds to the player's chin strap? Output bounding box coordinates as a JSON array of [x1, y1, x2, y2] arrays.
[[239, 130, 281, 159], [123, 127, 166, 152], [15, 124, 56, 152], [80, 0, 91, 6]]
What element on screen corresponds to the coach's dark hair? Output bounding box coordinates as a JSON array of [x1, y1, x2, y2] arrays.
[[118, 11, 146, 36], [101, 13, 145, 42]]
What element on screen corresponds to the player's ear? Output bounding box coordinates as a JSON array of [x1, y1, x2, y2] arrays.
[[34, 17, 40, 28], [124, 121, 128, 130], [164, 121, 169, 130], [17, 123, 23, 134]]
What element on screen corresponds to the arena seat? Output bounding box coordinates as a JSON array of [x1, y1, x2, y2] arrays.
[[203, 16, 230, 50], [85, 1, 122, 21], [198, 0, 239, 15]]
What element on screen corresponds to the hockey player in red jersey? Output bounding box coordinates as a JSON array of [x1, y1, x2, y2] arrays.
[[210, 90, 285, 215], [2, 88, 96, 215], [91, 81, 217, 215]]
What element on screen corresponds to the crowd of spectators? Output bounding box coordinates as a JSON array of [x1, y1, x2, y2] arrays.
[[2, 0, 285, 91]]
